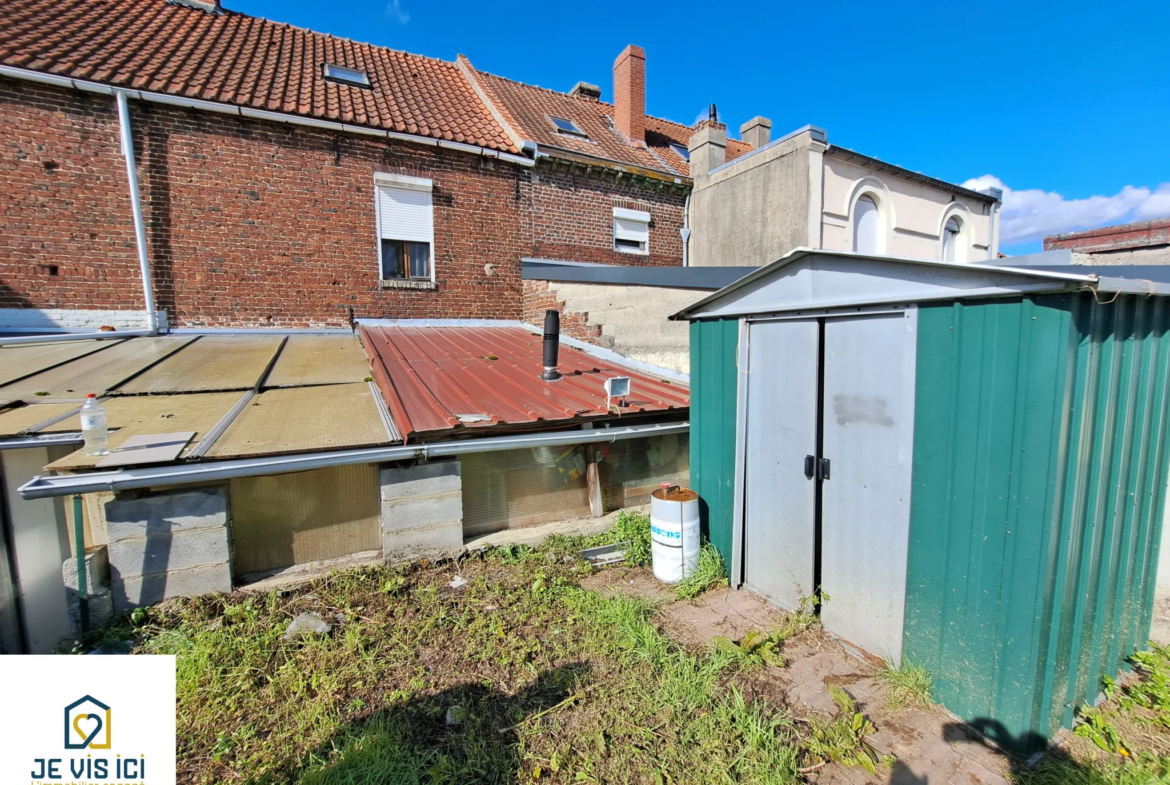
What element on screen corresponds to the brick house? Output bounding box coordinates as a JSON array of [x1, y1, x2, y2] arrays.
[[0, 0, 753, 332], [1045, 217, 1170, 266]]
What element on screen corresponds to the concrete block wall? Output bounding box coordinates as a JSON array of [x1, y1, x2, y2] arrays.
[[103, 486, 233, 611], [380, 459, 464, 562]]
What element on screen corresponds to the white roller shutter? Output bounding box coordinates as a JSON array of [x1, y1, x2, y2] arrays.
[[613, 207, 650, 253], [614, 217, 649, 243], [378, 186, 433, 243], [853, 196, 880, 254]]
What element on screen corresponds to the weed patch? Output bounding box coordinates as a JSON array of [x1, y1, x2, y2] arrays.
[[674, 541, 728, 600], [877, 659, 933, 711]]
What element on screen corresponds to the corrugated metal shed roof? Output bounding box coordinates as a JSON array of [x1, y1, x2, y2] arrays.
[[360, 324, 689, 441]]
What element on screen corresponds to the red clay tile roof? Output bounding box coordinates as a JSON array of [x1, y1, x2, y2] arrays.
[[360, 324, 688, 441], [465, 63, 754, 178], [0, 0, 517, 151], [0, 0, 754, 170]]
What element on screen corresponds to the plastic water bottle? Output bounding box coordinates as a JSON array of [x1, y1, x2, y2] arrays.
[[80, 394, 110, 456]]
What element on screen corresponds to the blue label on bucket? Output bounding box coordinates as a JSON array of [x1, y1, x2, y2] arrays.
[[651, 525, 680, 540]]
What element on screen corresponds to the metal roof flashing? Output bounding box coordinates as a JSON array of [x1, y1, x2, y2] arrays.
[[669, 248, 1123, 321]]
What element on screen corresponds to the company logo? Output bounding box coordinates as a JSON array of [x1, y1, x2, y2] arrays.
[[64, 695, 111, 750]]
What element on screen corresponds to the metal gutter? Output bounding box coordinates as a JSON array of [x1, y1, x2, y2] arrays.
[[0, 433, 85, 451], [521, 258, 756, 291], [533, 142, 689, 185], [0, 65, 535, 168], [0, 329, 154, 347], [17, 420, 689, 499], [707, 124, 828, 177]]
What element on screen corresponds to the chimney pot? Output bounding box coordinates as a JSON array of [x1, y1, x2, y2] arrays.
[[570, 81, 602, 101], [740, 116, 772, 148], [613, 45, 646, 144]]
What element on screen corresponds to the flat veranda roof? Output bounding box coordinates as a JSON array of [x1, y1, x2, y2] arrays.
[[0, 322, 689, 472], [672, 248, 1170, 321]]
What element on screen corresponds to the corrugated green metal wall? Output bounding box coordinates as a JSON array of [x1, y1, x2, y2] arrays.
[[904, 293, 1170, 750], [689, 319, 740, 568]]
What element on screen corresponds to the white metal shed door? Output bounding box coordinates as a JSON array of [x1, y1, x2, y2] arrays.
[[743, 319, 818, 610], [853, 196, 880, 254], [820, 312, 915, 663]]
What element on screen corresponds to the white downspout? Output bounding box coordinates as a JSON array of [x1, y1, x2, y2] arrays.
[[680, 193, 691, 267], [115, 90, 159, 333]]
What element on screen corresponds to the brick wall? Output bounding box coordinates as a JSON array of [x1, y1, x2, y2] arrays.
[[1, 77, 686, 329], [521, 279, 601, 342], [1, 77, 526, 328], [526, 166, 686, 267]]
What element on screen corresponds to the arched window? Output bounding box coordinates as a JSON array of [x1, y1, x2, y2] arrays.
[[942, 216, 962, 262], [853, 195, 880, 254]]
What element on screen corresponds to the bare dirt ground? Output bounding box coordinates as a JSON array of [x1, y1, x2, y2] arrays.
[[582, 566, 1015, 784]]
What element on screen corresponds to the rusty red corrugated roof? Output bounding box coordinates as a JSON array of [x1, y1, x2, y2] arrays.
[[359, 324, 688, 441]]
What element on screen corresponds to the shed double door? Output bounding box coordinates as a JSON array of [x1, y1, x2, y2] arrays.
[[743, 313, 913, 662]]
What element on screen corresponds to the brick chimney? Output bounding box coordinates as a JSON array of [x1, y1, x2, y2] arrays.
[[740, 116, 772, 148], [613, 45, 646, 144]]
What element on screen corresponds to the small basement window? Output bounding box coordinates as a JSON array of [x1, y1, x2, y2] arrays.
[[322, 63, 371, 88], [613, 207, 650, 255], [375, 173, 434, 281], [670, 143, 690, 161], [549, 116, 587, 137]]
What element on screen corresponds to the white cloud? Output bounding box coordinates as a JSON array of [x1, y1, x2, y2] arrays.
[[385, 0, 409, 23], [961, 175, 1170, 246]]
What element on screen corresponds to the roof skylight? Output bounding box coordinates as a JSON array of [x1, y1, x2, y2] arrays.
[[670, 143, 690, 161], [549, 116, 586, 137], [322, 63, 371, 88]]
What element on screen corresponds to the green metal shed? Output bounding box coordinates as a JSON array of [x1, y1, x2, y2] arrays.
[[674, 248, 1170, 750]]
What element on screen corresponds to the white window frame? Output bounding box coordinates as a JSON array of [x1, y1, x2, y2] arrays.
[[374, 172, 435, 283], [938, 203, 974, 264], [613, 207, 651, 256]]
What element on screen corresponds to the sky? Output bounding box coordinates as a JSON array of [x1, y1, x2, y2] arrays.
[[234, 0, 1170, 256]]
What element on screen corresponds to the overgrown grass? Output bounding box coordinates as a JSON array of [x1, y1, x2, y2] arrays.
[[674, 541, 729, 600], [877, 659, 933, 711], [122, 532, 845, 784]]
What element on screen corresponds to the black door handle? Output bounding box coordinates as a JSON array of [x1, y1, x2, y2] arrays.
[[804, 455, 816, 479]]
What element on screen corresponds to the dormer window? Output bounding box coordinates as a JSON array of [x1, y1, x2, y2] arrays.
[[670, 143, 690, 162], [549, 116, 586, 137], [322, 63, 370, 88]]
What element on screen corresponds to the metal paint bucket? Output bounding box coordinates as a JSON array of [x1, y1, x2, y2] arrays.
[[650, 485, 700, 583]]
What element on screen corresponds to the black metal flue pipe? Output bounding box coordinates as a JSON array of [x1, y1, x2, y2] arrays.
[[541, 309, 562, 382]]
